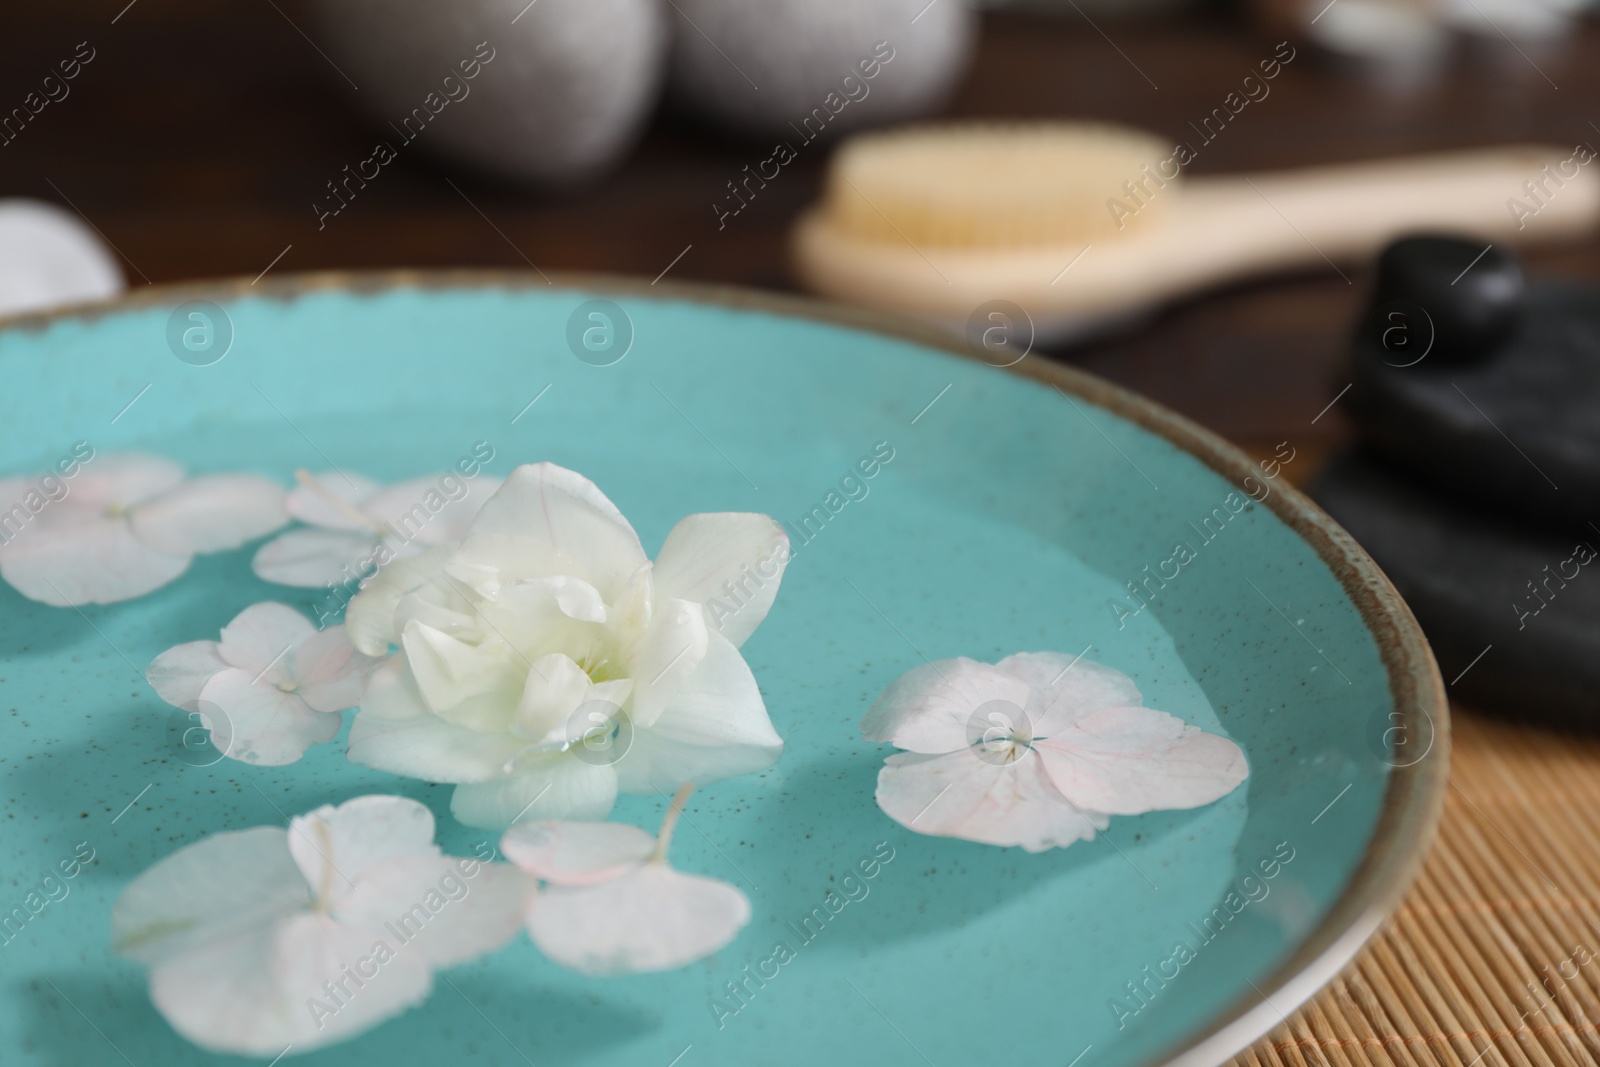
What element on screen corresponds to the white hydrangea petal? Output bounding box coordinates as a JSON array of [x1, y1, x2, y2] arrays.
[[444, 532, 582, 599], [117, 795, 528, 1058], [112, 825, 310, 966], [1035, 707, 1249, 816], [0, 513, 190, 606], [875, 750, 1105, 853], [70, 452, 184, 508], [451, 756, 619, 830], [287, 795, 439, 905], [608, 561, 655, 641], [0, 477, 75, 529], [433, 688, 522, 737], [512, 653, 592, 741], [0, 477, 33, 512], [347, 658, 528, 782], [499, 820, 656, 886], [860, 657, 1032, 756], [335, 855, 532, 969], [252, 527, 381, 588], [401, 620, 523, 717], [474, 576, 607, 660], [628, 597, 708, 729], [614, 631, 781, 794], [345, 544, 458, 656], [292, 625, 376, 713], [997, 651, 1144, 734], [393, 862, 533, 969], [284, 470, 382, 529], [149, 910, 432, 1055], [218, 601, 316, 675], [464, 463, 647, 599], [652, 512, 790, 648], [198, 670, 342, 766], [557, 678, 635, 748], [392, 586, 479, 644], [527, 864, 750, 976], [363, 474, 505, 546], [145, 640, 229, 711], [361, 476, 461, 548], [545, 575, 609, 623], [129, 474, 287, 555]]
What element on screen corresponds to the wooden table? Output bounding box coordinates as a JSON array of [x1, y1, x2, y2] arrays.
[[5, 4, 1599, 1065]]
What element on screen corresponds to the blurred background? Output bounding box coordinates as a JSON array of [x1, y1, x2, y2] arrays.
[[1, 0, 1594, 459]]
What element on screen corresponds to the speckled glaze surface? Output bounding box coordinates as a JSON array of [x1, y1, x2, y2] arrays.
[[0, 274, 1447, 1067]]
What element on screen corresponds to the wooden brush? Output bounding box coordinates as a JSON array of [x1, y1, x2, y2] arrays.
[[792, 122, 1600, 343]]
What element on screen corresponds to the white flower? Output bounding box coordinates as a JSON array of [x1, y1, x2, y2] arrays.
[[252, 469, 503, 588], [112, 795, 533, 1057], [343, 462, 790, 830], [146, 602, 378, 766], [501, 784, 750, 975], [862, 652, 1248, 852], [0, 453, 285, 606]]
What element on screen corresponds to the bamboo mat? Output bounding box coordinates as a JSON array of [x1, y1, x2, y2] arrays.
[[1232, 710, 1600, 1067]]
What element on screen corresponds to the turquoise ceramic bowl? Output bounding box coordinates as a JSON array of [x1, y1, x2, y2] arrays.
[[0, 275, 1447, 1067]]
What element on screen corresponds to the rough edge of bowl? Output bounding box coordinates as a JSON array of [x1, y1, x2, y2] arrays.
[[0, 270, 1451, 1067]]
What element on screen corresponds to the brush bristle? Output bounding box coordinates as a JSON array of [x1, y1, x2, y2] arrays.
[[819, 122, 1177, 249]]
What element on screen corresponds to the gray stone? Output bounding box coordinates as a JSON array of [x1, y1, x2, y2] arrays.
[[1348, 237, 1600, 524], [311, 0, 667, 185], [1314, 452, 1600, 726], [665, 0, 976, 141]]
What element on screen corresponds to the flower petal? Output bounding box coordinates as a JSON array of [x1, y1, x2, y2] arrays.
[[401, 620, 523, 720], [347, 657, 528, 783], [335, 854, 533, 969], [148, 910, 432, 1055], [444, 532, 580, 599], [1035, 707, 1249, 815], [860, 657, 1033, 755], [464, 463, 646, 599], [112, 825, 309, 966], [218, 601, 316, 676], [198, 669, 341, 766], [0, 477, 33, 514], [292, 625, 376, 713], [652, 512, 790, 647], [527, 864, 750, 976], [473, 575, 608, 662], [362, 474, 505, 546], [499, 820, 656, 886], [451, 756, 619, 829], [252, 527, 381, 588], [627, 597, 708, 729], [287, 795, 440, 902], [512, 653, 593, 741], [613, 631, 782, 794], [875, 750, 1106, 852], [70, 452, 184, 508], [129, 473, 287, 555], [997, 651, 1144, 734], [0, 513, 190, 605], [284, 470, 382, 529], [345, 545, 457, 656], [145, 640, 228, 711]]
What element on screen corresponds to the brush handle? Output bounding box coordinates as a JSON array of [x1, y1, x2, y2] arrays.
[[1171, 145, 1599, 281]]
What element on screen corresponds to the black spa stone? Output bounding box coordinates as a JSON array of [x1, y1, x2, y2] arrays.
[[1346, 236, 1600, 524], [1314, 451, 1600, 726]]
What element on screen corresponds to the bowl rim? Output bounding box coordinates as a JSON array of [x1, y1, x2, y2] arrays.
[[0, 270, 1451, 1067]]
